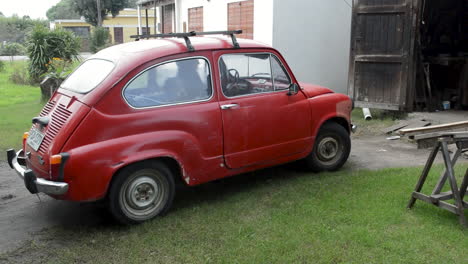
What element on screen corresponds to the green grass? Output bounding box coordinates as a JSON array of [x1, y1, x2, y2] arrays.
[[0, 61, 44, 161], [3, 165, 466, 263], [351, 108, 406, 136]]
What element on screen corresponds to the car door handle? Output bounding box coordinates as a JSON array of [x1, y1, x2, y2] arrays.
[[220, 104, 239, 110]]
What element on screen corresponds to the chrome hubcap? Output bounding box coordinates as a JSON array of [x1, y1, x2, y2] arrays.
[[318, 137, 339, 161]]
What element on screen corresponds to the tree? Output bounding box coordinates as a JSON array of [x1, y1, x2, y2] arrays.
[[72, 0, 129, 27], [0, 15, 47, 43], [127, 0, 139, 8], [26, 25, 80, 83], [46, 0, 81, 20], [0, 12, 4, 17]]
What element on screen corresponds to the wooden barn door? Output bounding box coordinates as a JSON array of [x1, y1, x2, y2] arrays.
[[188, 6, 203, 32], [348, 0, 418, 111], [228, 0, 254, 39]]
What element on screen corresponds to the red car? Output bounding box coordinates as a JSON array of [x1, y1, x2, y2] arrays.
[[7, 31, 354, 224]]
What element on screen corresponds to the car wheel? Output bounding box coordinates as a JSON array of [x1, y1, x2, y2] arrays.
[[305, 122, 351, 172], [108, 161, 175, 225]]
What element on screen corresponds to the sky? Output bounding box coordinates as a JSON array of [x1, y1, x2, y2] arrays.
[[0, 0, 61, 19]]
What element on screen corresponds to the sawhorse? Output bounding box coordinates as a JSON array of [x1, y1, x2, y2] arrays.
[[407, 134, 468, 227]]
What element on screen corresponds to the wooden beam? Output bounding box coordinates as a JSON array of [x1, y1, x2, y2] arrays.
[[399, 121, 468, 136]]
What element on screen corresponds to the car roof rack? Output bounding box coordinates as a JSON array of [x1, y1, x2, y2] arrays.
[[129, 30, 243, 52]]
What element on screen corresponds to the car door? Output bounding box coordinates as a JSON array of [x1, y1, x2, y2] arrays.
[[215, 50, 311, 169]]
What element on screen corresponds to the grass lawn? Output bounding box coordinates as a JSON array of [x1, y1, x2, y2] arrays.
[[3, 165, 467, 263], [0, 61, 466, 263], [0, 61, 44, 161]]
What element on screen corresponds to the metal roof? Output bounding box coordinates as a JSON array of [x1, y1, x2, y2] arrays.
[[136, 0, 174, 7]]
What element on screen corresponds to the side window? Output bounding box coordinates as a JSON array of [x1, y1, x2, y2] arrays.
[[219, 53, 292, 97], [271, 55, 291, 90], [219, 54, 273, 97], [123, 58, 212, 108]]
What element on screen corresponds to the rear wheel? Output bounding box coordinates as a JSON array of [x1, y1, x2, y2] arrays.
[[305, 122, 351, 172], [108, 161, 175, 225]]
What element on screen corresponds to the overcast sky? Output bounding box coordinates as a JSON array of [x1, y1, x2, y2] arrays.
[[1, 0, 61, 19]]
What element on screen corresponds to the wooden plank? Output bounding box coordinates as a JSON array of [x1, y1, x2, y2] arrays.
[[412, 192, 458, 214], [399, 121, 468, 136], [413, 131, 468, 140], [354, 101, 400, 111], [407, 144, 440, 209], [460, 169, 468, 198], [441, 141, 468, 226], [432, 149, 461, 195], [382, 121, 409, 134], [356, 4, 407, 14], [403, 120, 431, 130], [430, 191, 453, 201]]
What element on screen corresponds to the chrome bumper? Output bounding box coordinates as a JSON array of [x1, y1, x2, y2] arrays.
[[6, 149, 68, 195]]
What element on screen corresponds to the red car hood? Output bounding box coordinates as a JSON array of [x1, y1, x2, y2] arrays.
[[299, 82, 334, 98]]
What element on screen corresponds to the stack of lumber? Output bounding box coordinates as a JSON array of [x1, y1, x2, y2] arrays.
[[398, 121, 468, 149]]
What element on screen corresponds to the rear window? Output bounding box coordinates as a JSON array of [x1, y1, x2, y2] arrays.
[[61, 59, 114, 93]]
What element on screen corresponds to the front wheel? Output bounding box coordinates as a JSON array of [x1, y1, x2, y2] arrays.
[[305, 122, 351, 172], [108, 161, 175, 225]]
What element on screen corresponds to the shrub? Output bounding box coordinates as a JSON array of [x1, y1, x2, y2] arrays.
[[26, 25, 80, 83], [9, 64, 33, 85], [0, 42, 26, 57], [0, 60, 5, 72], [90, 27, 111, 53]]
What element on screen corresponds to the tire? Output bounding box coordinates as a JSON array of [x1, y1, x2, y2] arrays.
[[108, 161, 175, 225], [305, 122, 351, 172]]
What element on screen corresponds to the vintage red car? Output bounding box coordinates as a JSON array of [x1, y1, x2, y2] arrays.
[[8, 31, 354, 224]]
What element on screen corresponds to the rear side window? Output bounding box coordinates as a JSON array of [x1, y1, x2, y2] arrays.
[[61, 59, 114, 93], [123, 58, 212, 108]]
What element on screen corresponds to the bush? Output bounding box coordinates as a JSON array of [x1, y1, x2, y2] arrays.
[[26, 25, 80, 83], [9, 64, 33, 85], [0, 42, 26, 57], [90, 27, 111, 53], [0, 60, 5, 72]]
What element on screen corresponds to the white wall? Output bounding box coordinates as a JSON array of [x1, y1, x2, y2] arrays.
[[272, 0, 352, 94], [176, 0, 273, 45]]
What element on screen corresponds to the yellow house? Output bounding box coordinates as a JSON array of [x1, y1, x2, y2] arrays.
[[51, 8, 158, 48]]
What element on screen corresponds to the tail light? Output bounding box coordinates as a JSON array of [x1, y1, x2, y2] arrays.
[[49, 153, 70, 180]]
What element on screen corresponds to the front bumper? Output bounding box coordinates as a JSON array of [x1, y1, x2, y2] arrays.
[[6, 149, 68, 195]]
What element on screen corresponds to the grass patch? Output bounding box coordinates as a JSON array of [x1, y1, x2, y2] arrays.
[[351, 108, 407, 137], [2, 165, 466, 263], [0, 61, 44, 161]]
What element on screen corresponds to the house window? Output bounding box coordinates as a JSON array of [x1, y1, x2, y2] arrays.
[[162, 4, 175, 33], [227, 0, 254, 39], [188, 6, 203, 32], [114, 27, 123, 43], [63, 26, 90, 38], [137, 27, 151, 36]]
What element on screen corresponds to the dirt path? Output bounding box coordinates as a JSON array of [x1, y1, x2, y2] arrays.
[[0, 136, 465, 254]]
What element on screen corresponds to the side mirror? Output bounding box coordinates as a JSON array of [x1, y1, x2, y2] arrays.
[[287, 83, 299, 96]]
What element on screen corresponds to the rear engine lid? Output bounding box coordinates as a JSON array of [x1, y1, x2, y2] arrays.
[[25, 92, 90, 177]]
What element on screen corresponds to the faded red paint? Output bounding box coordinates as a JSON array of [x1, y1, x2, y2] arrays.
[[23, 37, 352, 201]]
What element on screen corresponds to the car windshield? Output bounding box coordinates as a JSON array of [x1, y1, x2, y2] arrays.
[[60, 59, 114, 93]]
